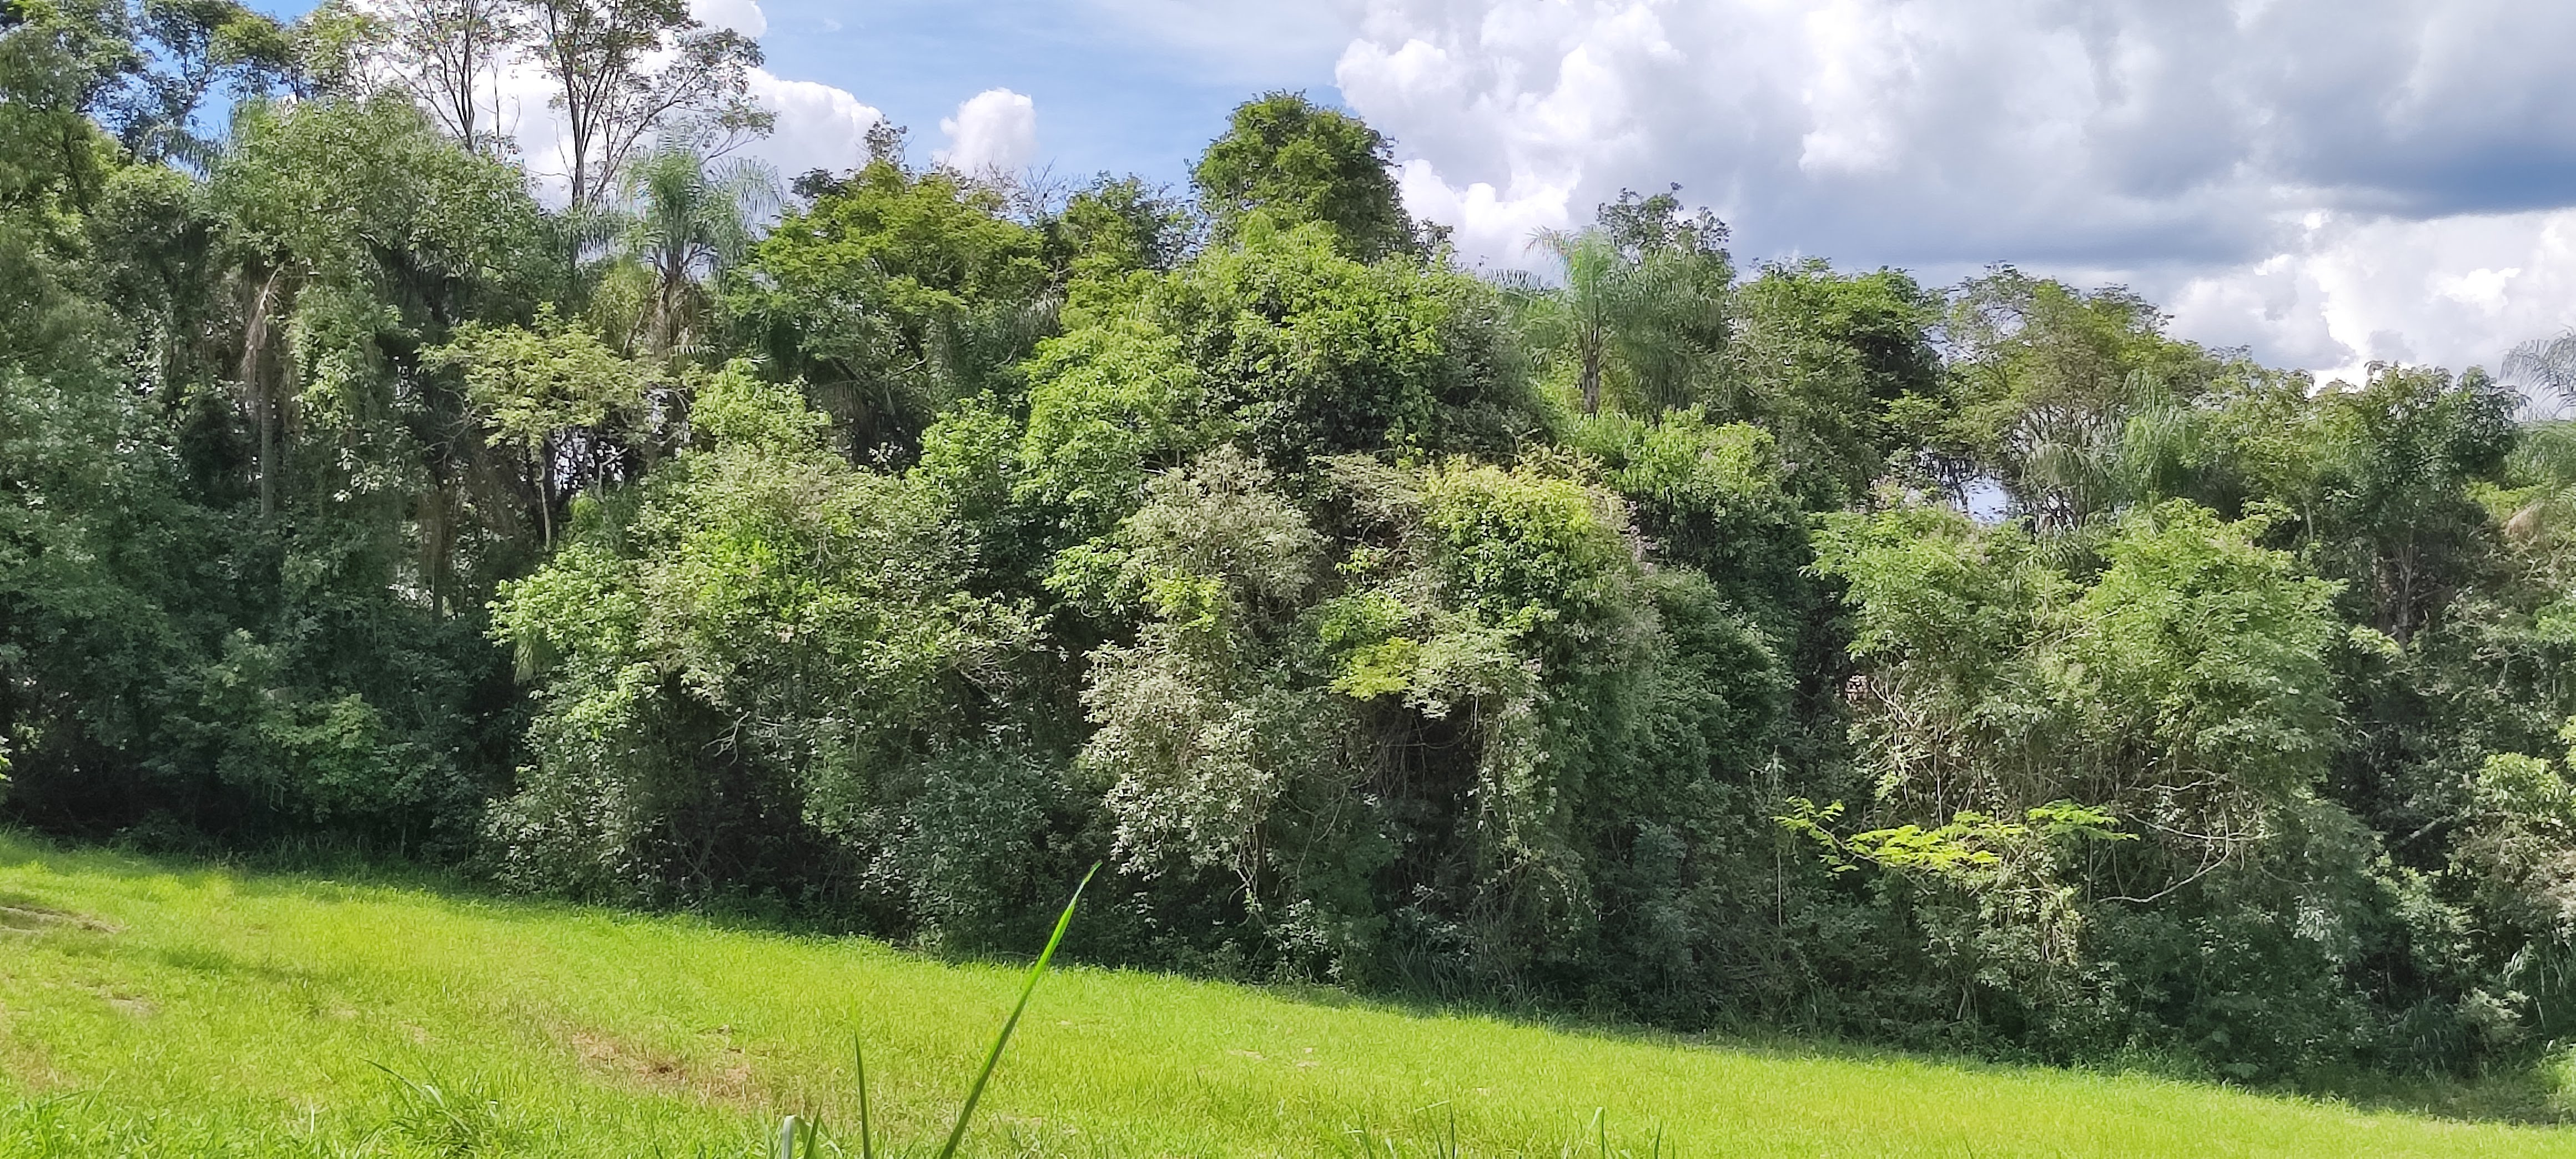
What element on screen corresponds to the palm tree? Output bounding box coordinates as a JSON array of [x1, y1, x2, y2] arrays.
[[1524, 225, 1727, 415], [1527, 228, 1622, 414], [2496, 415, 2576, 588], [606, 142, 782, 359], [2505, 330, 2576, 419]]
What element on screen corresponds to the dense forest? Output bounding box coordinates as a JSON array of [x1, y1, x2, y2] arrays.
[[11, 0, 2576, 1090]]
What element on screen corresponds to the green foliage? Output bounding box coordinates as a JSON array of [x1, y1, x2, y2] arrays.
[[1193, 91, 1417, 261], [1566, 409, 1812, 649], [426, 306, 669, 547], [1523, 188, 1732, 416], [1071, 448, 1335, 878], [737, 159, 1050, 455], [1165, 218, 1537, 467], [490, 365, 1038, 910], [1726, 260, 1941, 506], [2069, 502, 2341, 803], [0, 0, 123, 209], [1043, 173, 1195, 295], [1013, 319, 1212, 540], [431, 306, 660, 460], [6, 0, 301, 166], [601, 142, 779, 359], [2300, 364, 2517, 642], [1818, 500, 2338, 854], [1805, 499, 2502, 1072], [1932, 268, 2221, 519], [1422, 459, 1635, 647], [211, 95, 537, 297]]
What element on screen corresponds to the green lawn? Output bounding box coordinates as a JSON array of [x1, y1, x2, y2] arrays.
[[0, 835, 2569, 1157]]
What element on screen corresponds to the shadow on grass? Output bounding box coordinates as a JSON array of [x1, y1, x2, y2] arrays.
[[3, 827, 2566, 1131]]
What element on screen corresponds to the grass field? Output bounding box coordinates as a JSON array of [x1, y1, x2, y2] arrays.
[[1, 834, 2572, 1157]]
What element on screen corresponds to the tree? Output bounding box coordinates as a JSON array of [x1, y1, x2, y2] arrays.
[[1039, 173, 1195, 289], [1192, 92, 1415, 262], [2505, 329, 2576, 419], [488, 367, 1036, 905], [425, 306, 663, 546], [1524, 189, 1732, 415], [521, 0, 768, 211], [1727, 260, 1940, 506], [0, 0, 128, 208], [1817, 500, 2341, 868], [1937, 268, 2218, 524], [123, 0, 296, 163], [2, 0, 294, 168], [363, 0, 526, 155], [1525, 226, 1619, 415], [734, 158, 1049, 457], [208, 94, 540, 518], [601, 140, 777, 358], [2305, 364, 2515, 643]]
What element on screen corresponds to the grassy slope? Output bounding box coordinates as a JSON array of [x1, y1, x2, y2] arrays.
[[0, 836, 2570, 1158]]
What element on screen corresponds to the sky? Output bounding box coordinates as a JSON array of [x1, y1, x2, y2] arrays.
[[265, 0, 2576, 384]]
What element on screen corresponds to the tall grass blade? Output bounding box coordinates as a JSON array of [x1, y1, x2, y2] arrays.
[[855, 1036, 874, 1159], [934, 863, 1099, 1159], [776, 1112, 801, 1159]]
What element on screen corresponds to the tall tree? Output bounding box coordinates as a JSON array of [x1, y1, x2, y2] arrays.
[[521, 0, 767, 211], [426, 306, 661, 547], [1728, 260, 1941, 506], [1526, 226, 1620, 415], [1936, 268, 2217, 525], [604, 140, 776, 358], [1191, 92, 1415, 262], [1525, 189, 1732, 415], [6, 0, 295, 166], [365, 0, 525, 155], [2505, 329, 2576, 419], [733, 159, 1049, 457]]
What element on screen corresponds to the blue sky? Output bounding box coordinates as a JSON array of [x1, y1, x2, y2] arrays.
[[744, 0, 1333, 184]]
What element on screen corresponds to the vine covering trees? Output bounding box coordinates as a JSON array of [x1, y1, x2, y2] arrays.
[[7, 5, 2576, 1087]]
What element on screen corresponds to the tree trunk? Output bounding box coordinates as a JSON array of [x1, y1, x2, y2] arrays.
[[539, 433, 556, 548], [421, 482, 454, 619], [241, 266, 287, 518]]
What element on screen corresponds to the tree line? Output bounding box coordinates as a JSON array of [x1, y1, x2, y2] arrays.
[[9, 0, 2576, 1087]]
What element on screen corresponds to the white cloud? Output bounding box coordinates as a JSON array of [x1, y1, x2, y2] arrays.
[[937, 89, 1040, 176], [737, 70, 882, 180], [2434, 266, 2524, 314], [2167, 210, 2576, 384], [1332, 0, 2576, 377], [1392, 157, 1574, 269], [689, 0, 766, 39]]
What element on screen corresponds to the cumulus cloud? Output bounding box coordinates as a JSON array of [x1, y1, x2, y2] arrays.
[[1334, 0, 2576, 377], [736, 70, 882, 181], [937, 88, 1040, 175], [2168, 210, 2576, 384]]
